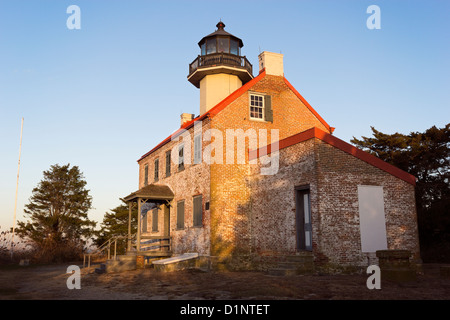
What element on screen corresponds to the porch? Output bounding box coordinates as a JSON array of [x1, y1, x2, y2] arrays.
[[122, 184, 175, 257]]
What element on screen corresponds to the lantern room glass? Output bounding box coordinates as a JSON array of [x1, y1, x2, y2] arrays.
[[206, 39, 216, 54], [201, 43, 206, 56], [230, 39, 239, 55], [217, 37, 229, 53]]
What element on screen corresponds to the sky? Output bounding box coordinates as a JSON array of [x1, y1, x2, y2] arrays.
[[0, 0, 449, 231]]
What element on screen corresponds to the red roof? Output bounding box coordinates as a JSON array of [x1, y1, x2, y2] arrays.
[[138, 70, 333, 161], [249, 127, 416, 186]]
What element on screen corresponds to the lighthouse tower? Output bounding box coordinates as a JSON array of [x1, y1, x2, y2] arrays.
[[187, 21, 254, 115]]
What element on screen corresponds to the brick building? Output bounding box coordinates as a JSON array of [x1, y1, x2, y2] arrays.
[[123, 22, 421, 272]]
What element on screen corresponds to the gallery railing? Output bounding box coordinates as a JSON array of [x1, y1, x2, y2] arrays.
[[189, 52, 253, 76]]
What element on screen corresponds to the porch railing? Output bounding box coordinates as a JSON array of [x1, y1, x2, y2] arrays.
[[138, 235, 172, 253], [83, 234, 172, 268]]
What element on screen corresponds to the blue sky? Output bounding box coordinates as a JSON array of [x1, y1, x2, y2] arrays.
[[0, 0, 449, 231]]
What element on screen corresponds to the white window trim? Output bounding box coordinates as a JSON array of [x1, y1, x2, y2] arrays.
[[249, 92, 265, 121]]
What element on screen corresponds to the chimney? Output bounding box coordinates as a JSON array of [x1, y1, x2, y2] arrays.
[[180, 113, 195, 126], [258, 51, 284, 76]]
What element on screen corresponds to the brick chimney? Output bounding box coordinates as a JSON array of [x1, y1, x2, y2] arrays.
[[180, 113, 195, 126], [258, 51, 284, 76]]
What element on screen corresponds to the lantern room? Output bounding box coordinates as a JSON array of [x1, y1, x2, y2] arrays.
[[188, 21, 254, 115]]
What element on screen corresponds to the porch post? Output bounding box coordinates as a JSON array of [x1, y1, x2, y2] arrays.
[[127, 201, 132, 252], [163, 202, 170, 252], [137, 197, 142, 252]]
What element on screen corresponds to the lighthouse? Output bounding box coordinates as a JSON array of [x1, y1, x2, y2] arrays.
[[187, 21, 254, 115]]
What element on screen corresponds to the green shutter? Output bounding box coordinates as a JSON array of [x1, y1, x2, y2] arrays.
[[154, 158, 159, 182], [193, 195, 203, 227], [144, 165, 148, 186], [264, 95, 273, 122], [177, 201, 185, 229], [166, 151, 171, 177]]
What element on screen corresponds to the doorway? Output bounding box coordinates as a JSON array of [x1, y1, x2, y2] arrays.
[[295, 187, 312, 251]]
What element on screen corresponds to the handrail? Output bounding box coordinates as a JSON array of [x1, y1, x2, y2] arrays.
[[83, 234, 173, 268], [83, 233, 135, 268]]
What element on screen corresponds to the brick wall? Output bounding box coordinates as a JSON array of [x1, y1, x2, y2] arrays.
[[247, 137, 420, 272], [209, 74, 330, 268], [314, 139, 420, 269], [137, 118, 212, 255]]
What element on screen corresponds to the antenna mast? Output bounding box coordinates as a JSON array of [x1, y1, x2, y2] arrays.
[[11, 117, 24, 260]]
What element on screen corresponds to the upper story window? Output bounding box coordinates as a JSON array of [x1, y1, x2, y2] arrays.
[[249, 93, 273, 122], [250, 94, 264, 120], [178, 144, 185, 171], [144, 164, 149, 186], [154, 158, 159, 182], [165, 150, 171, 177], [194, 134, 202, 164]]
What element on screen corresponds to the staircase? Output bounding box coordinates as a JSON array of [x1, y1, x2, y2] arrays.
[[268, 252, 315, 276], [84, 234, 173, 274]]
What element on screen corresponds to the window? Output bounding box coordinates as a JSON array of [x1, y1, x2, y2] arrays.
[[144, 164, 149, 186], [165, 150, 171, 177], [177, 200, 185, 230], [206, 39, 216, 54], [249, 93, 273, 122], [217, 37, 229, 53], [193, 195, 203, 227], [250, 94, 264, 119], [194, 134, 202, 164], [230, 39, 239, 55], [201, 43, 206, 56], [152, 208, 158, 232], [178, 144, 185, 171], [154, 158, 159, 182]]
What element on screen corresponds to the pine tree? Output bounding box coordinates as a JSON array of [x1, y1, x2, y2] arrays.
[[95, 201, 137, 255], [16, 164, 96, 262]]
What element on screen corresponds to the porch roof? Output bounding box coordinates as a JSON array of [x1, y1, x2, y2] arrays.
[[123, 184, 174, 203]]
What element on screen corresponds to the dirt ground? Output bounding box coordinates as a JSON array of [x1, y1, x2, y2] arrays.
[[0, 263, 449, 301]]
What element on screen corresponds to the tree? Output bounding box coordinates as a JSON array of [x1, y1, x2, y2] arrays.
[[95, 201, 137, 255], [16, 164, 96, 262], [351, 124, 450, 262]]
